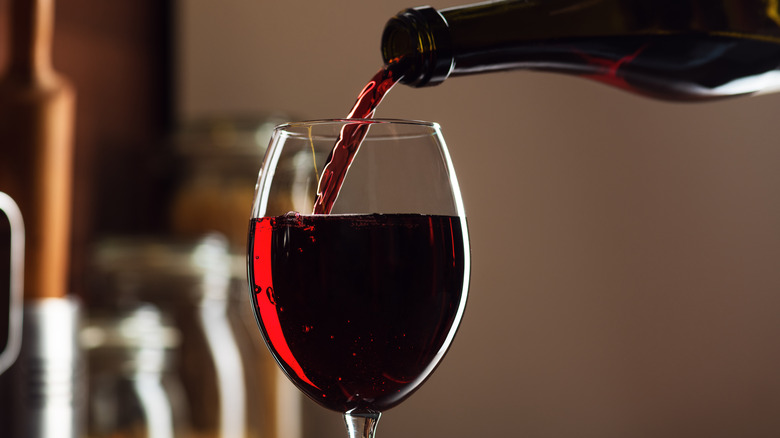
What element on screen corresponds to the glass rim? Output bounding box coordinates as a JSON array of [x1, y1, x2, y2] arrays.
[[275, 118, 440, 130]]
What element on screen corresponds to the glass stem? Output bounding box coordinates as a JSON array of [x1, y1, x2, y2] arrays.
[[344, 412, 381, 438]]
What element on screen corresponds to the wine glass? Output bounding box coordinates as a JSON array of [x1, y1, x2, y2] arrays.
[[247, 119, 470, 438]]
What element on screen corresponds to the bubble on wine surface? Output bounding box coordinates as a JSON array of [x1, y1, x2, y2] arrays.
[[284, 211, 302, 222]]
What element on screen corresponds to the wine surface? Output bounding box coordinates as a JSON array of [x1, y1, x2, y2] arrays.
[[248, 213, 467, 413]]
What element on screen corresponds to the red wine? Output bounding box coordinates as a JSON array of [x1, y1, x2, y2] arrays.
[[312, 63, 404, 214], [248, 213, 468, 413]]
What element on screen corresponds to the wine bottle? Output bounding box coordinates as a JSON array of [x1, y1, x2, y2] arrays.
[[0, 0, 75, 300], [381, 0, 780, 101], [0, 2, 80, 436]]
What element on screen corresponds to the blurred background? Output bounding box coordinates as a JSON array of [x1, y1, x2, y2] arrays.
[[1, 0, 780, 437]]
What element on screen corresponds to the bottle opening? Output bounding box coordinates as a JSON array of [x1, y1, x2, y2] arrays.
[[381, 6, 453, 87]]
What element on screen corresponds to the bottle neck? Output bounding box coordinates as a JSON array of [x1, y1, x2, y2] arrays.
[[381, 6, 454, 87], [7, 0, 56, 83]]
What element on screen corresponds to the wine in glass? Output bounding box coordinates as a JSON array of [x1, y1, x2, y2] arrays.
[[247, 119, 470, 438]]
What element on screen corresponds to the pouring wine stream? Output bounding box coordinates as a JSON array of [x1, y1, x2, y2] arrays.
[[313, 62, 405, 215]]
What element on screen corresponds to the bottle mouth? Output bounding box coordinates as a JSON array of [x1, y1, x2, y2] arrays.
[[381, 6, 453, 87]]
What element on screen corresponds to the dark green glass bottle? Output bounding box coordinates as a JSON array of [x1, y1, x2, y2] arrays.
[[381, 0, 780, 100]]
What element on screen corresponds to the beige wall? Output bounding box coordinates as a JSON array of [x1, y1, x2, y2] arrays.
[[177, 1, 780, 437]]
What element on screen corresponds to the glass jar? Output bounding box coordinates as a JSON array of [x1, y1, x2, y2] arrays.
[[88, 233, 297, 438], [81, 303, 188, 438]]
